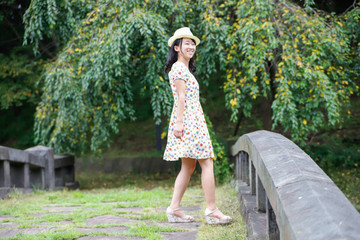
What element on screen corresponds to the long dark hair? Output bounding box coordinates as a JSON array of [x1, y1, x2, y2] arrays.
[[164, 38, 196, 75]]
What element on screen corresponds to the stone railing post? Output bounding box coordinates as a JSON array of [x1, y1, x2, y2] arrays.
[[26, 146, 55, 190], [249, 161, 256, 195], [267, 197, 280, 240], [3, 160, 11, 188], [256, 174, 266, 212], [243, 152, 250, 185], [24, 163, 30, 188], [235, 154, 240, 181]]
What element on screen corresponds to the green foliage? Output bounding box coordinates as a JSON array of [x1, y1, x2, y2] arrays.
[[31, 1, 174, 154], [326, 168, 360, 212], [0, 49, 42, 110], [224, 0, 358, 145], [205, 115, 232, 183], [0, 47, 43, 148], [23, 0, 360, 156], [343, 3, 360, 91], [306, 136, 360, 169], [0, 104, 36, 148], [23, 0, 93, 53]]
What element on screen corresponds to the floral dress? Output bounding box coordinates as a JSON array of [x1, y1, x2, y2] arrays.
[[163, 61, 214, 161]]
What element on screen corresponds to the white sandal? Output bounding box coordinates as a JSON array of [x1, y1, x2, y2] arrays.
[[166, 207, 194, 223], [205, 208, 232, 224]]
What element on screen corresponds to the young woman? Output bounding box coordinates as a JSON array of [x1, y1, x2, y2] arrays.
[[163, 27, 232, 225]]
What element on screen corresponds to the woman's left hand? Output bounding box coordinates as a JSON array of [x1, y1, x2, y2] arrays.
[[174, 121, 184, 139]]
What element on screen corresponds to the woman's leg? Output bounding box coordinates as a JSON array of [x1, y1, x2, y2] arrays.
[[198, 158, 227, 219], [169, 158, 197, 217]]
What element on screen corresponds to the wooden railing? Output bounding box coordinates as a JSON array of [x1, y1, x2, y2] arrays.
[[232, 130, 360, 240], [0, 145, 75, 198]]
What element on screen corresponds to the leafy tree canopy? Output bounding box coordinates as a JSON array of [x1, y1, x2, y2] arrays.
[[0, 0, 42, 110], [23, 0, 360, 155]]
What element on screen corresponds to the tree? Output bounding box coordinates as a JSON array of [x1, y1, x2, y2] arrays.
[[223, 0, 359, 144], [23, 0, 359, 156]]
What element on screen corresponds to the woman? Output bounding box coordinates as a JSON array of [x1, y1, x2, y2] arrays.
[[163, 27, 232, 225]]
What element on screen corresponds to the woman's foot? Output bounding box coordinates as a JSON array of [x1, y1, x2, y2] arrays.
[[166, 207, 194, 223], [204, 208, 232, 224]]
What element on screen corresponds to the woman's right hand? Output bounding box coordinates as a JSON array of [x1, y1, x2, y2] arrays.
[[174, 121, 184, 139]]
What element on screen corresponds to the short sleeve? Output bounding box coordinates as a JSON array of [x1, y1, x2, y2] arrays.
[[169, 62, 190, 82]]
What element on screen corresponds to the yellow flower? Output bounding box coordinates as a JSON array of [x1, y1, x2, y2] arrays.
[[230, 98, 237, 107], [161, 132, 167, 139], [302, 119, 307, 125]]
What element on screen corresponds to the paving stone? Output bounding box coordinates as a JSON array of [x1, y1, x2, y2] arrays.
[[42, 206, 80, 212], [99, 202, 129, 206], [178, 206, 201, 212], [85, 215, 138, 226], [156, 221, 202, 231], [112, 207, 143, 212], [34, 220, 74, 227], [76, 236, 143, 240], [0, 221, 18, 228], [0, 226, 58, 238], [29, 212, 72, 217], [0, 215, 14, 221], [0, 209, 202, 239], [75, 226, 128, 234], [162, 231, 198, 240], [156, 205, 201, 212]]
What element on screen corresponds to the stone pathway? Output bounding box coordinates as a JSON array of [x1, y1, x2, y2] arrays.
[[0, 204, 202, 239]]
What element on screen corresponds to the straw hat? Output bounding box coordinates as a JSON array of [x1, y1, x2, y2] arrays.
[[168, 27, 200, 47]]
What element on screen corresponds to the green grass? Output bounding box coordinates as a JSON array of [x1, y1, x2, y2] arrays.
[[76, 170, 200, 190], [125, 222, 179, 239], [0, 173, 247, 240], [0, 185, 184, 239], [197, 184, 247, 240]]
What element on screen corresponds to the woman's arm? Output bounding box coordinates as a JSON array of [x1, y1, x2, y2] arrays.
[[174, 79, 186, 138]]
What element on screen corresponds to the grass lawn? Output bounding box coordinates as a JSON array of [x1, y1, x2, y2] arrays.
[[0, 172, 247, 240]]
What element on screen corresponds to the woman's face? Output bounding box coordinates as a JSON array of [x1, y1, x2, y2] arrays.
[[175, 38, 196, 60]]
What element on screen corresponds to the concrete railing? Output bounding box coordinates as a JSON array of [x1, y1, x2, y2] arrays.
[[0, 145, 75, 198], [231, 130, 360, 240]]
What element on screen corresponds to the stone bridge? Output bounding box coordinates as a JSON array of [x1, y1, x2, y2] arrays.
[[0, 145, 76, 198], [232, 130, 360, 240]]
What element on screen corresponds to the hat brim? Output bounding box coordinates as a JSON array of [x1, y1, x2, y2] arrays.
[[168, 35, 200, 47]]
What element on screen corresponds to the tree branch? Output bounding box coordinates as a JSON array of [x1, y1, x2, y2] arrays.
[[342, 0, 358, 16]]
